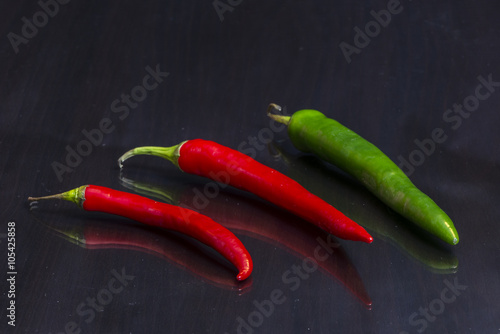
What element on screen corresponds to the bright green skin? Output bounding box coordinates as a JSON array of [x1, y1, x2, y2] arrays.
[[286, 109, 459, 245]]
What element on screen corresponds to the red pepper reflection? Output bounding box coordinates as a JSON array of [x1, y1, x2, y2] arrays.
[[119, 175, 373, 308], [35, 215, 252, 294]]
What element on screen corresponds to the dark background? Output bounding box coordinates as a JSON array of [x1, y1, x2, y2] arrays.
[[1, 0, 499, 333]]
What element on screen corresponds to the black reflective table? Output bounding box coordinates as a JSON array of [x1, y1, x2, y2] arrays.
[[1, 1, 499, 333]]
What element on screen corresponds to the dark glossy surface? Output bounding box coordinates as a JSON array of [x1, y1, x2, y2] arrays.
[[1, 1, 499, 333]]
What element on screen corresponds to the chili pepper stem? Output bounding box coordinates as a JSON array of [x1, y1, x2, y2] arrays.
[[28, 185, 88, 208], [117, 142, 187, 169], [267, 103, 291, 125]]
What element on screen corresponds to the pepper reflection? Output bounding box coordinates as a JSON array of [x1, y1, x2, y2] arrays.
[[119, 173, 373, 309], [270, 142, 458, 274], [32, 214, 252, 294]]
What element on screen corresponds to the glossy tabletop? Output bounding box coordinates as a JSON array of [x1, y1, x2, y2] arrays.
[[1, 1, 499, 333]]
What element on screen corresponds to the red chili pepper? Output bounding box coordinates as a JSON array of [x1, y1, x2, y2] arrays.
[[28, 185, 253, 281], [118, 139, 373, 243]]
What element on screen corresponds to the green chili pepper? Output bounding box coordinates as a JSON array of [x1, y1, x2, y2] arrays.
[[267, 104, 459, 245]]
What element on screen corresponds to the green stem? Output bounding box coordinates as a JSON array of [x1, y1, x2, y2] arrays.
[[267, 103, 291, 125], [117, 141, 187, 169], [28, 185, 87, 208]]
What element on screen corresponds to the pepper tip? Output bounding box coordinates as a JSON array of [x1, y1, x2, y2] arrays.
[[236, 271, 251, 281], [236, 266, 252, 281], [358, 230, 374, 244]]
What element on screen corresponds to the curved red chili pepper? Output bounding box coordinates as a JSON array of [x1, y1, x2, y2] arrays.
[[28, 185, 253, 281], [118, 139, 373, 243]]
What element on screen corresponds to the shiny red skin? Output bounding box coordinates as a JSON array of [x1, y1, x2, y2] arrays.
[[82, 185, 253, 281], [177, 139, 373, 243]]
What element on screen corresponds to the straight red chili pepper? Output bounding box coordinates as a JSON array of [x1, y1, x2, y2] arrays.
[[28, 185, 253, 281], [117, 139, 373, 243]]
